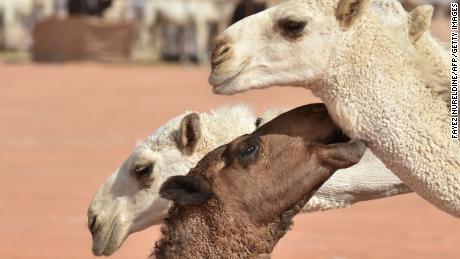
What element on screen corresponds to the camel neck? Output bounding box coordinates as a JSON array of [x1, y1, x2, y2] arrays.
[[316, 16, 449, 140], [312, 22, 460, 216], [154, 186, 321, 258], [154, 201, 284, 259]]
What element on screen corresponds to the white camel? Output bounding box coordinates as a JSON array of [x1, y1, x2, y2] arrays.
[[135, 0, 237, 64], [0, 0, 36, 50], [88, 104, 411, 256], [0, 0, 54, 50], [209, 0, 459, 216]]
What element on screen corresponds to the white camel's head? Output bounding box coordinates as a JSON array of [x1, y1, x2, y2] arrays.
[[209, 0, 374, 94], [209, 0, 439, 99], [87, 105, 257, 256]]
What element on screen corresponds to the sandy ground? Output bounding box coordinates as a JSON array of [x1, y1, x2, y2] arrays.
[[0, 16, 457, 259]]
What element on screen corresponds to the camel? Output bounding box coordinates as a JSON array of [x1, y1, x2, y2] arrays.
[[88, 104, 410, 256], [154, 103, 368, 258], [209, 0, 459, 216], [135, 0, 237, 64], [0, 0, 54, 50]]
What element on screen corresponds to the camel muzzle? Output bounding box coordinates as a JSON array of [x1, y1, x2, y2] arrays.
[[88, 213, 98, 237], [211, 42, 233, 68]]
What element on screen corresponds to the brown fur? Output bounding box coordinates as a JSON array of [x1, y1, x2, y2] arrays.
[[154, 104, 367, 259]]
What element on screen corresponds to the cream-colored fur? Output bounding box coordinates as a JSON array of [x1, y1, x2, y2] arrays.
[[209, 0, 459, 216], [409, 5, 432, 42], [88, 104, 410, 256]]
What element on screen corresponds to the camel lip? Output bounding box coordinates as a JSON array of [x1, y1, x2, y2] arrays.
[[92, 219, 118, 256], [209, 69, 242, 91], [211, 77, 237, 94], [209, 61, 249, 93]]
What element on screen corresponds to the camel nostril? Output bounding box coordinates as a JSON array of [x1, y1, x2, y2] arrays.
[[89, 215, 98, 235], [219, 46, 230, 56], [212, 45, 233, 67]]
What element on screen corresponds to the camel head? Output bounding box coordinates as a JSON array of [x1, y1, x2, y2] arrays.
[[209, 0, 436, 95], [157, 104, 366, 257], [87, 114, 201, 256], [87, 106, 257, 256], [209, 0, 383, 94]]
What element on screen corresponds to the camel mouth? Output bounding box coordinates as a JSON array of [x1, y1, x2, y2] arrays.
[[209, 69, 243, 92], [92, 220, 114, 256], [209, 61, 249, 94], [210, 72, 241, 94], [92, 218, 126, 256]]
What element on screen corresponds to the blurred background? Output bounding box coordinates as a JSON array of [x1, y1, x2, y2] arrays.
[[0, 0, 457, 259], [0, 0, 284, 63]]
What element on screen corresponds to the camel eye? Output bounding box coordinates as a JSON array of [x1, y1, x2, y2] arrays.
[[241, 144, 258, 158], [134, 164, 153, 178], [280, 19, 307, 35]]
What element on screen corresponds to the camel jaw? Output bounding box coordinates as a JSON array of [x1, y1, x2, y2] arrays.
[[91, 217, 128, 257], [209, 61, 251, 95], [209, 69, 242, 95], [211, 79, 240, 95]]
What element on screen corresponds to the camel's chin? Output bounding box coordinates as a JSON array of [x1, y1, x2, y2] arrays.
[[209, 60, 252, 95], [212, 81, 239, 95], [210, 72, 252, 95], [212, 76, 270, 96], [210, 72, 241, 95], [92, 225, 128, 257], [92, 236, 125, 257], [101, 243, 122, 257]]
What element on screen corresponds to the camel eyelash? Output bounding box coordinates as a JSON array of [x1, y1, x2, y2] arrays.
[[133, 163, 154, 179], [277, 17, 308, 36]]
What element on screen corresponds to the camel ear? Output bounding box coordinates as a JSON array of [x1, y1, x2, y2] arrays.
[[409, 5, 433, 42], [160, 176, 213, 206], [336, 0, 368, 29], [315, 140, 367, 170], [177, 113, 202, 155]]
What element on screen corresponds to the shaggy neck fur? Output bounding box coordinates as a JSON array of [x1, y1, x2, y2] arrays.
[[312, 5, 460, 216], [154, 190, 317, 259], [413, 33, 450, 104]]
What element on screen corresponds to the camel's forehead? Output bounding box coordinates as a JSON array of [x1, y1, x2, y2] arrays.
[[131, 147, 156, 163], [189, 145, 227, 180], [370, 0, 408, 22], [296, 0, 335, 10], [272, 0, 335, 19], [281, 0, 408, 17], [274, 2, 307, 18]]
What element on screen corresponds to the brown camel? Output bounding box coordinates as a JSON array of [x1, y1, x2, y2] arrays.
[[155, 103, 367, 259]]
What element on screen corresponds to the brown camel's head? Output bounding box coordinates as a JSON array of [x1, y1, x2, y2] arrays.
[[160, 103, 366, 226]]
